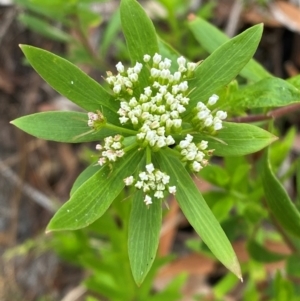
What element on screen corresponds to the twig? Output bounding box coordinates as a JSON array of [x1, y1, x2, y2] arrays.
[[230, 103, 300, 123], [0, 161, 58, 213], [225, 0, 243, 37]]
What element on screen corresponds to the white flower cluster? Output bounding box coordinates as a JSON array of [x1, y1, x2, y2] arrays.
[[178, 134, 211, 172], [124, 163, 176, 205], [115, 53, 197, 150], [106, 61, 143, 95], [193, 94, 227, 132], [96, 135, 125, 166], [87, 111, 106, 130]]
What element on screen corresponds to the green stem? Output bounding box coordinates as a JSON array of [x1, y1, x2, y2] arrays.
[[146, 147, 151, 164], [181, 127, 195, 134], [123, 140, 139, 153], [105, 123, 137, 136]]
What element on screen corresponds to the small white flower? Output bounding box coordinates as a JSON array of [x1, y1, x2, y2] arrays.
[[177, 56, 186, 66], [204, 116, 213, 127], [134, 62, 143, 73], [208, 94, 219, 106], [139, 172, 148, 181], [199, 140, 208, 150], [168, 186, 176, 194], [129, 73, 138, 82], [165, 135, 175, 145], [216, 110, 227, 120], [178, 81, 188, 92], [116, 62, 124, 73], [164, 58, 172, 69], [185, 134, 193, 143], [144, 195, 152, 205], [137, 132, 146, 140], [113, 84, 122, 94], [119, 116, 129, 124], [145, 163, 155, 173], [187, 62, 197, 71], [174, 71, 181, 81], [161, 174, 170, 185], [143, 54, 151, 62], [124, 176, 134, 186], [151, 68, 160, 78], [154, 191, 164, 199], [153, 53, 162, 64], [159, 61, 166, 70], [144, 87, 152, 97], [214, 122, 222, 131], [98, 157, 106, 166], [192, 161, 202, 172]]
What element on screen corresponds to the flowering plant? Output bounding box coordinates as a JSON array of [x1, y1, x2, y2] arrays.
[[13, 0, 300, 286]]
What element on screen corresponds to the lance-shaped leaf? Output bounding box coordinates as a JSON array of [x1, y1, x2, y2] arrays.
[[120, 0, 158, 63], [20, 45, 119, 120], [128, 190, 162, 285], [158, 38, 181, 73], [187, 24, 263, 111], [193, 122, 277, 157], [11, 111, 118, 143], [262, 149, 300, 238], [229, 77, 300, 108], [70, 163, 99, 196], [47, 149, 144, 232], [188, 16, 271, 82], [120, 0, 159, 91], [156, 151, 242, 280]]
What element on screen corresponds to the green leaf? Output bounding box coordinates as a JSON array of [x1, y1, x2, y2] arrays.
[[230, 77, 300, 108], [247, 240, 286, 263], [287, 74, 300, 90], [156, 151, 242, 280], [120, 0, 158, 63], [262, 149, 300, 238], [286, 255, 300, 278], [11, 112, 118, 143], [70, 163, 99, 196], [18, 14, 72, 42], [158, 37, 181, 73], [193, 122, 277, 157], [128, 190, 162, 285], [188, 24, 263, 110], [20, 45, 119, 119], [47, 149, 144, 231], [120, 0, 159, 91], [188, 17, 271, 82]]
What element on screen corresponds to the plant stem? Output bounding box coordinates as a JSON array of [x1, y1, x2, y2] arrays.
[[230, 103, 300, 123], [269, 210, 299, 254], [146, 147, 151, 164], [105, 123, 137, 136]]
